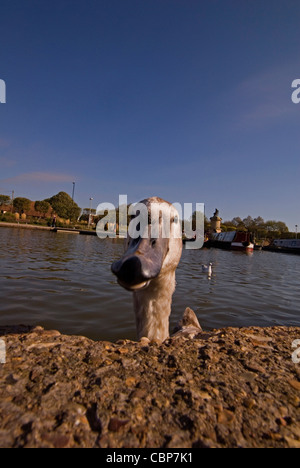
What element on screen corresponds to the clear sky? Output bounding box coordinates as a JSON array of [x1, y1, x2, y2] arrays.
[[0, 0, 299, 229]]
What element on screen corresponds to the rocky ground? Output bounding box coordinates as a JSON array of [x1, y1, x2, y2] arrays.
[[0, 324, 299, 448]]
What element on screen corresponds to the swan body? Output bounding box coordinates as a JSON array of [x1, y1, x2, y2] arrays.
[[172, 307, 202, 338]]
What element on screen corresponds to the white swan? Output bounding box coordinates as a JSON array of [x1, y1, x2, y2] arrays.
[[111, 197, 202, 342]]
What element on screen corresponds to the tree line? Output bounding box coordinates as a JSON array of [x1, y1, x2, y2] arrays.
[[0, 193, 293, 239], [193, 213, 291, 239], [0, 192, 81, 221], [221, 216, 289, 238]]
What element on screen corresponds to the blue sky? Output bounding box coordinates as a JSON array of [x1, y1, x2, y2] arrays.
[[0, 0, 300, 229]]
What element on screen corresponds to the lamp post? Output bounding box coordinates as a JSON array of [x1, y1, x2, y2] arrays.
[[72, 182, 75, 201], [296, 225, 298, 240], [11, 190, 14, 213], [88, 197, 94, 228]]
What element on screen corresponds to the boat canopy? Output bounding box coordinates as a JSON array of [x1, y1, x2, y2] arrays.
[[211, 231, 236, 243]]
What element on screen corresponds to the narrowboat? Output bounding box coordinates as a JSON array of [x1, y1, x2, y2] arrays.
[[263, 239, 300, 255], [205, 231, 254, 251]]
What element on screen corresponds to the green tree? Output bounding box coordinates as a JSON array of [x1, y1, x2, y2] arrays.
[[0, 194, 11, 205], [231, 217, 246, 230], [253, 216, 265, 227], [13, 197, 31, 214], [242, 216, 254, 230], [264, 220, 289, 236], [221, 221, 236, 231], [34, 200, 50, 218], [46, 192, 80, 221]]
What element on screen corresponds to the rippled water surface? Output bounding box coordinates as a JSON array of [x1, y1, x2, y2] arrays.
[[0, 227, 299, 341]]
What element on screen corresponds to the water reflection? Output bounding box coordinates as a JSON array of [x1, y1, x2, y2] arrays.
[[0, 227, 299, 342]]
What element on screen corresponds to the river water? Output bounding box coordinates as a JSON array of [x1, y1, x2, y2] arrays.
[[0, 227, 299, 342]]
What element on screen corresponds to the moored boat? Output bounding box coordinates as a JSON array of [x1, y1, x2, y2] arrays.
[[263, 239, 300, 255], [205, 231, 254, 251]]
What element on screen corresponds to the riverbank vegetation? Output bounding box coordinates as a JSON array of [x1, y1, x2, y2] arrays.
[[221, 216, 290, 240], [192, 213, 290, 241], [0, 192, 81, 228]]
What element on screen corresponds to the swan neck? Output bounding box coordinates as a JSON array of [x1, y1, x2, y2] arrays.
[[133, 271, 176, 343]]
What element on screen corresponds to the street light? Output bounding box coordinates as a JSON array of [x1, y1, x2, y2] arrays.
[[11, 190, 14, 213], [72, 182, 75, 201], [296, 225, 298, 240], [88, 197, 94, 228]]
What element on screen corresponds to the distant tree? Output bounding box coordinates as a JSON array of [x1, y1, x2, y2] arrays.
[[0, 194, 11, 205], [209, 211, 289, 240], [46, 192, 81, 221], [231, 217, 246, 230], [231, 216, 243, 226], [253, 216, 265, 227], [13, 197, 31, 214], [34, 200, 50, 218], [221, 221, 236, 231], [265, 220, 289, 234], [242, 216, 254, 229]]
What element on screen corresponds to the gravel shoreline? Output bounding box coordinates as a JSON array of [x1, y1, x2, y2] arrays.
[[0, 324, 299, 448]]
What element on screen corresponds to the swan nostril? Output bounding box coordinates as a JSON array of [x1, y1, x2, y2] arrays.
[[112, 256, 144, 285]]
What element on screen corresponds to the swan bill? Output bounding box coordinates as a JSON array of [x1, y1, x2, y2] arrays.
[[117, 279, 150, 292]]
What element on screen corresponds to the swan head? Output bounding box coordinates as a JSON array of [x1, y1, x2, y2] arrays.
[[111, 197, 182, 292]]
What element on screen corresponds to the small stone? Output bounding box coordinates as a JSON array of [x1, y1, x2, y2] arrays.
[[285, 436, 300, 448], [108, 418, 129, 432], [217, 409, 235, 425], [26, 342, 58, 351], [138, 337, 150, 346], [5, 374, 18, 385], [43, 433, 72, 448], [41, 330, 61, 337], [288, 379, 300, 391], [275, 417, 287, 427], [243, 398, 256, 409], [197, 390, 212, 400], [125, 376, 138, 387], [32, 326, 44, 332]]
